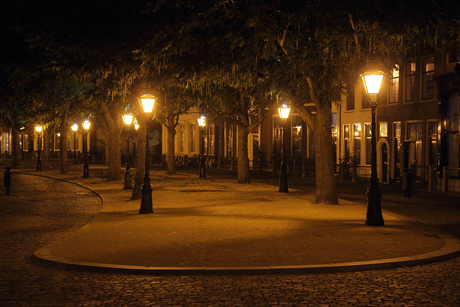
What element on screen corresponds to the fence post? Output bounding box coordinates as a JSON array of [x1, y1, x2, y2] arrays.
[[442, 166, 448, 194]]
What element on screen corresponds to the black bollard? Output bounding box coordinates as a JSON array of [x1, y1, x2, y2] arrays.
[[4, 167, 11, 195]]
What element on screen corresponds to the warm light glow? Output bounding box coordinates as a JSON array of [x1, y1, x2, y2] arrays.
[[134, 123, 139, 131], [71, 123, 78, 132], [35, 125, 43, 133], [140, 94, 156, 114], [361, 71, 384, 95], [197, 115, 206, 127], [380, 122, 388, 137], [278, 104, 291, 120], [122, 113, 134, 126], [82, 119, 91, 131]]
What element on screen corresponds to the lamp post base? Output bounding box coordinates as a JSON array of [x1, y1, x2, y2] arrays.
[[199, 154, 206, 178], [279, 162, 288, 193], [365, 182, 384, 226], [139, 183, 153, 214], [83, 162, 89, 178], [123, 169, 133, 190]]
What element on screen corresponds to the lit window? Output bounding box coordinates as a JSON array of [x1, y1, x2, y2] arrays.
[[389, 65, 399, 103], [379, 122, 388, 137], [343, 125, 350, 158], [189, 122, 196, 153], [353, 124, 361, 164], [365, 124, 372, 164]]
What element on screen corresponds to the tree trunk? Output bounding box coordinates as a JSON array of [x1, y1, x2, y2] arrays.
[[104, 122, 110, 166], [101, 100, 123, 182], [166, 125, 176, 174], [11, 128, 20, 167], [237, 124, 250, 184], [314, 103, 338, 204], [131, 115, 146, 200], [106, 125, 122, 181], [42, 129, 49, 162], [6, 114, 20, 167], [59, 113, 69, 174], [58, 105, 69, 174]]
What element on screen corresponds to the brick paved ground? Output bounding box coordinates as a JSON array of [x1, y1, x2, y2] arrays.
[[1, 165, 460, 306]]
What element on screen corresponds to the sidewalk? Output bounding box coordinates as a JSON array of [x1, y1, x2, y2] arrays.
[[5, 164, 460, 274]]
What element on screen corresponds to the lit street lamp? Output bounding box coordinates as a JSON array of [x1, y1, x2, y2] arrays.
[[71, 123, 78, 164], [361, 70, 385, 226], [197, 115, 206, 178], [278, 104, 291, 193], [139, 94, 155, 214], [82, 119, 91, 178], [122, 113, 134, 190], [35, 125, 43, 171]]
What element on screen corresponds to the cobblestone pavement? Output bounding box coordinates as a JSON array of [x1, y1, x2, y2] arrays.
[[1, 172, 460, 306]]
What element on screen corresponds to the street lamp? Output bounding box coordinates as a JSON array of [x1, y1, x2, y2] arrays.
[[122, 113, 134, 189], [71, 123, 78, 164], [35, 125, 43, 171], [139, 94, 155, 214], [361, 70, 385, 226], [197, 115, 207, 178], [278, 104, 291, 192], [82, 119, 91, 178]]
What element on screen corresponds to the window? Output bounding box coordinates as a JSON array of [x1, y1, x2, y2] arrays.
[[353, 124, 361, 164], [406, 122, 423, 141], [379, 122, 388, 137], [332, 113, 338, 162], [343, 125, 350, 158], [1, 132, 9, 154], [274, 116, 284, 157], [393, 122, 401, 179], [291, 114, 302, 156], [405, 61, 417, 101], [20, 134, 29, 152], [54, 133, 61, 151], [209, 124, 215, 155], [331, 113, 337, 135], [422, 57, 435, 99], [189, 122, 196, 153], [346, 85, 355, 110], [365, 123, 372, 164], [428, 121, 437, 166], [178, 123, 185, 153], [389, 65, 399, 103], [226, 124, 233, 157]]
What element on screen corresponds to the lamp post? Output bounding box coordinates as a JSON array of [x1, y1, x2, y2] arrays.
[[278, 104, 291, 192], [133, 120, 139, 166], [122, 113, 134, 189], [71, 123, 78, 164], [197, 115, 206, 178], [361, 70, 385, 226], [139, 94, 155, 214], [35, 125, 42, 171], [82, 119, 91, 178]]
